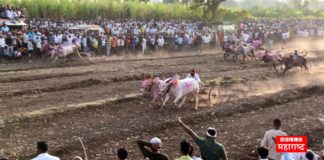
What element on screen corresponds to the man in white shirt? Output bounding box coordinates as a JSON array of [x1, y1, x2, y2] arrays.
[[157, 36, 164, 47], [261, 119, 287, 160], [0, 35, 6, 56], [67, 35, 74, 46], [186, 69, 203, 87], [6, 9, 14, 20], [242, 32, 250, 43], [57, 32, 63, 44], [53, 34, 59, 45], [35, 37, 42, 57], [141, 37, 147, 54], [281, 150, 319, 160], [31, 141, 60, 160]]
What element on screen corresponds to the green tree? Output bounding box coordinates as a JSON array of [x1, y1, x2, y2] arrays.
[[290, 0, 310, 10], [191, 0, 226, 18]]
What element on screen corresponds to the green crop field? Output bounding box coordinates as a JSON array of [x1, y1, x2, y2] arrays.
[[0, 0, 324, 21]]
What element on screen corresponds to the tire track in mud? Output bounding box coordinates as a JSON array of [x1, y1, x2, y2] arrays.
[[0, 52, 218, 73], [2, 51, 324, 84], [0, 57, 268, 99], [136, 86, 324, 134], [61, 86, 323, 160], [0, 77, 141, 98], [0, 54, 214, 83], [0, 71, 95, 83], [0, 66, 250, 98], [0, 59, 312, 99], [6, 85, 323, 160], [1, 48, 323, 74], [1, 78, 103, 98]]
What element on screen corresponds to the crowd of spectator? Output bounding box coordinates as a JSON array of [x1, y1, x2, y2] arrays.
[[0, 5, 24, 21], [0, 17, 218, 59], [223, 19, 324, 48], [0, 118, 319, 160], [1, 15, 324, 60]]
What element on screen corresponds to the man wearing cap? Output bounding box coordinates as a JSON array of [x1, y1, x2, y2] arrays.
[[136, 137, 169, 160], [178, 117, 227, 160]]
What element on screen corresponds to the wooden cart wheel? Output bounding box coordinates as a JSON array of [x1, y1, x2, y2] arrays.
[[208, 86, 220, 106]]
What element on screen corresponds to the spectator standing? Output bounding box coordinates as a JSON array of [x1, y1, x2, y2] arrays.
[[35, 36, 42, 57], [23, 31, 29, 47], [281, 150, 319, 160], [189, 146, 203, 160], [82, 35, 88, 52], [178, 117, 227, 160], [141, 36, 147, 54], [261, 119, 287, 160], [53, 33, 59, 45], [175, 140, 193, 160], [117, 148, 128, 160], [258, 147, 269, 160], [1, 24, 9, 33], [31, 141, 60, 160], [136, 137, 169, 160], [6, 8, 14, 21], [106, 35, 112, 55], [67, 34, 73, 46], [0, 34, 6, 56], [27, 39, 33, 57], [157, 35, 164, 52], [99, 35, 106, 55], [111, 36, 118, 55], [91, 36, 98, 53]]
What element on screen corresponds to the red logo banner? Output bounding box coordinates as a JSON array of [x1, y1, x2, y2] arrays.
[[276, 136, 308, 152]]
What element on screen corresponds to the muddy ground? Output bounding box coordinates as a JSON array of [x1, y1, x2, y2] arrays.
[[0, 45, 323, 160]]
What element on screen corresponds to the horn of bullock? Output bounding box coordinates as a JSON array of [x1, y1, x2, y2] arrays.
[[162, 75, 165, 80], [302, 50, 308, 57]]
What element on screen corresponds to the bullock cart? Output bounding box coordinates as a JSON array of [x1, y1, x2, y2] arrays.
[[199, 84, 221, 106]]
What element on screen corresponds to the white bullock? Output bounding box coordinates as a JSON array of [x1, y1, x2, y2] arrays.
[[50, 44, 91, 64], [237, 41, 256, 63], [158, 76, 200, 110]]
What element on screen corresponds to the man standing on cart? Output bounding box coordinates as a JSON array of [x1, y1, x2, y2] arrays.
[[186, 69, 204, 87]]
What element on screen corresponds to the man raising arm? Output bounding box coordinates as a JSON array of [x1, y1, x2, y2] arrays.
[[178, 117, 227, 160]]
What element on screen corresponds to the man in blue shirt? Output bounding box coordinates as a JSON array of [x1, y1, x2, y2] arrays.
[[1, 24, 9, 33]]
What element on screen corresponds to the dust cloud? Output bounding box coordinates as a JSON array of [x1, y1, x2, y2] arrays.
[[249, 38, 324, 96]]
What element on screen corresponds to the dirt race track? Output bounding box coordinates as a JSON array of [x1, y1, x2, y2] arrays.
[[0, 42, 324, 160]]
